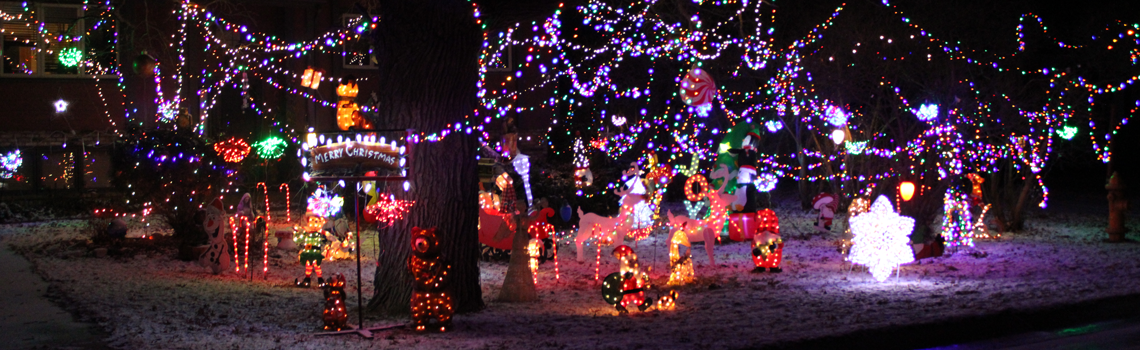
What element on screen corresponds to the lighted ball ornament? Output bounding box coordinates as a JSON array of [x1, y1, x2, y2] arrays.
[[680, 66, 717, 116], [848, 195, 916, 282], [58, 47, 83, 67], [214, 137, 251, 163]]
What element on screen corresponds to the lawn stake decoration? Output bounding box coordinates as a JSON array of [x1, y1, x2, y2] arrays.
[[667, 219, 695, 285], [812, 192, 839, 232], [848, 195, 915, 282], [600, 245, 653, 313], [198, 197, 231, 274], [335, 76, 369, 130], [750, 209, 782, 273], [409, 227, 454, 332], [322, 274, 348, 331], [294, 216, 327, 287]]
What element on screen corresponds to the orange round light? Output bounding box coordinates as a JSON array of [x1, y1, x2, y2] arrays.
[[899, 181, 915, 201]]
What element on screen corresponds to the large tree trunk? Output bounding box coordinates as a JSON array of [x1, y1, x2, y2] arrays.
[[367, 0, 484, 316]]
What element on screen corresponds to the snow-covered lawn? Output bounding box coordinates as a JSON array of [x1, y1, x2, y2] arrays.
[[2, 203, 1138, 349]]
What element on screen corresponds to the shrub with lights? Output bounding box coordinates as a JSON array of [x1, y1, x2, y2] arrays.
[[113, 128, 231, 246]]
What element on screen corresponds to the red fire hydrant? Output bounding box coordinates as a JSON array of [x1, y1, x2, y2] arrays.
[[1107, 172, 1129, 242]]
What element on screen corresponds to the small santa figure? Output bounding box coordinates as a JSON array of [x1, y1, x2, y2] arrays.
[[812, 192, 839, 232]]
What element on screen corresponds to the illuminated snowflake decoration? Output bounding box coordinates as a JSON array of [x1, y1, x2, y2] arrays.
[[0, 149, 21, 179], [848, 195, 915, 282], [912, 103, 939, 123], [307, 188, 344, 218]]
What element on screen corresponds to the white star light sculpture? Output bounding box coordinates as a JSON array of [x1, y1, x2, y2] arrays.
[[848, 195, 915, 282]]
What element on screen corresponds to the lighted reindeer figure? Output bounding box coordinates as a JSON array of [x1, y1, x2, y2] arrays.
[[663, 165, 738, 267], [573, 186, 637, 263]]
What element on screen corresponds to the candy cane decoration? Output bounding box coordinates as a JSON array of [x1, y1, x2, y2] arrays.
[[257, 182, 270, 222], [229, 216, 251, 273], [263, 221, 270, 279], [279, 183, 290, 223], [554, 233, 560, 282], [230, 216, 240, 272]]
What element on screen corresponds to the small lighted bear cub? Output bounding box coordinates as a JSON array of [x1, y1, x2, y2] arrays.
[[409, 227, 454, 332], [322, 274, 348, 331]]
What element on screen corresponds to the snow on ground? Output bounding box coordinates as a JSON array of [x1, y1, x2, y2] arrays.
[[1, 200, 1139, 350]]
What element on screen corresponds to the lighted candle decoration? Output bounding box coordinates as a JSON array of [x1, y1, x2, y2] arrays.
[[848, 195, 916, 282]]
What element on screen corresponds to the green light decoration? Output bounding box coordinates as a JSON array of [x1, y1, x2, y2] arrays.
[[846, 140, 868, 155], [58, 47, 83, 67], [1057, 125, 1078, 140], [253, 136, 287, 159]]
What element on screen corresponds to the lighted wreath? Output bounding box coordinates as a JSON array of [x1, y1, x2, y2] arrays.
[[214, 137, 251, 163]]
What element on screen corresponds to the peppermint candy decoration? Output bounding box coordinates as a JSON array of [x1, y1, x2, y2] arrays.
[[680, 67, 716, 108]]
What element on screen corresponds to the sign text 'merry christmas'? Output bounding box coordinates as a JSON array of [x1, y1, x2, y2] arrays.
[[310, 141, 401, 170]]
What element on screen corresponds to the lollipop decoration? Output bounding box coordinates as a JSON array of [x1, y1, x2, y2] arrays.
[[680, 66, 717, 116]]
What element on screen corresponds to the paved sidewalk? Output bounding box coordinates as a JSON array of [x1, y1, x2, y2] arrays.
[[0, 245, 106, 350]]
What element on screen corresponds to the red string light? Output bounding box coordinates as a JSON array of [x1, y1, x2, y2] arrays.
[[364, 194, 415, 226]]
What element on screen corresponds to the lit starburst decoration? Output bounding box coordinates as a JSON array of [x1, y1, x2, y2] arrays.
[[214, 137, 251, 163], [848, 195, 915, 282], [364, 194, 414, 226], [307, 188, 344, 218], [253, 136, 287, 159]]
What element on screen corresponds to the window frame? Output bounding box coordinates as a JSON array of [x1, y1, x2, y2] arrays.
[[0, 2, 118, 79], [340, 13, 375, 70]]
